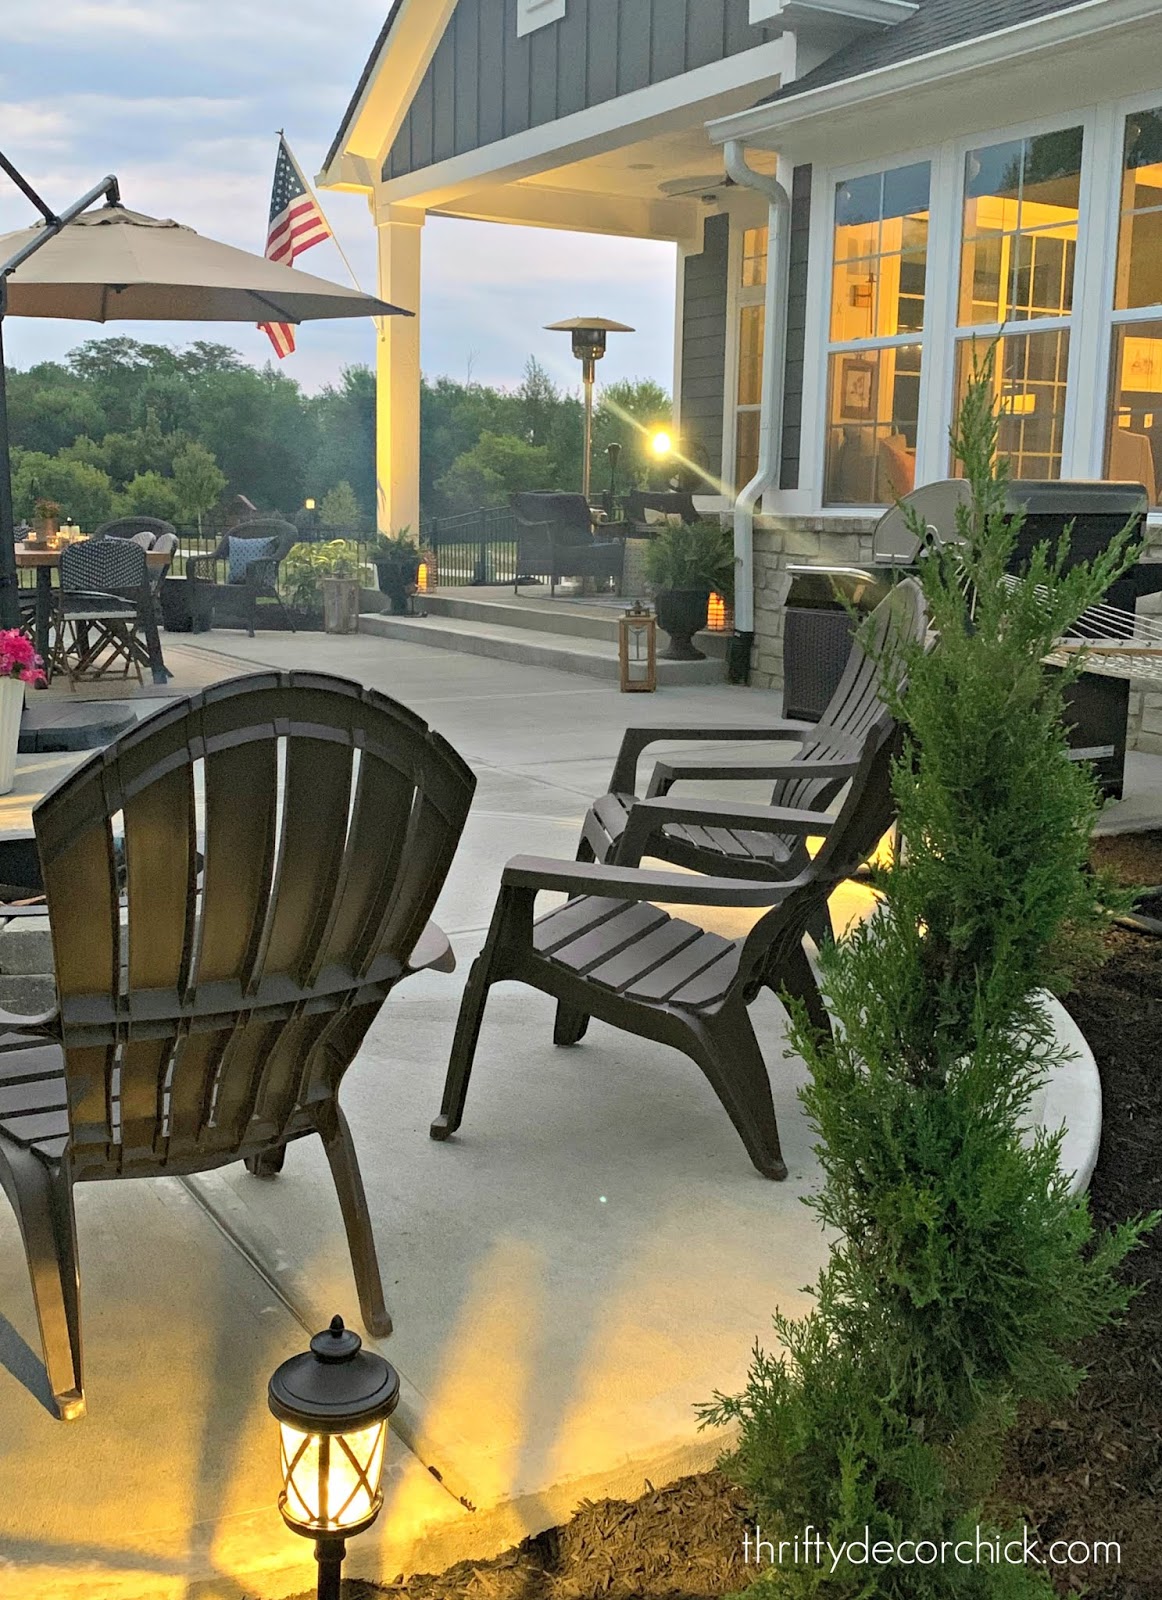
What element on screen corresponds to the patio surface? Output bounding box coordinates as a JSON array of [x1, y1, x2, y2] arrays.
[[0, 627, 1156, 1600]]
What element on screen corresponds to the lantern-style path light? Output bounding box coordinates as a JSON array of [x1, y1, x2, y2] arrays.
[[269, 1315, 400, 1600], [544, 316, 634, 501]]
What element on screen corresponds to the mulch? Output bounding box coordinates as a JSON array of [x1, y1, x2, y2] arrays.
[[291, 833, 1162, 1600]]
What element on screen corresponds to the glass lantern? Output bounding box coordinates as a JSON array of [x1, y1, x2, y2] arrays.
[[269, 1316, 400, 1599], [618, 602, 657, 693]]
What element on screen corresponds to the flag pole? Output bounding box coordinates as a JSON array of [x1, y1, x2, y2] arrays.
[[279, 132, 381, 337]]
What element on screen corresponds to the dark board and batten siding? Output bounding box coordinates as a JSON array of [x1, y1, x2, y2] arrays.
[[679, 213, 729, 484], [780, 164, 812, 491], [385, 0, 778, 181]]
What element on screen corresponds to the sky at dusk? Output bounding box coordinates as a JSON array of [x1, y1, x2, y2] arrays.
[[0, 0, 677, 396]]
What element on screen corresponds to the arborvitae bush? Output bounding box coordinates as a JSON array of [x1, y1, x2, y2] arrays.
[[703, 352, 1157, 1598]]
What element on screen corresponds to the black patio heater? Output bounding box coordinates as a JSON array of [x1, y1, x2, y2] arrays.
[[545, 316, 633, 502], [0, 151, 122, 630]]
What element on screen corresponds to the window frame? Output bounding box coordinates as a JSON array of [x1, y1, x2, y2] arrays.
[[724, 205, 771, 497]]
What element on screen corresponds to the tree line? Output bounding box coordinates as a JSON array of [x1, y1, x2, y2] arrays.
[[6, 338, 671, 532]]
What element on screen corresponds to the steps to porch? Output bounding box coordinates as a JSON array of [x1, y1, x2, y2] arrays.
[[358, 589, 728, 684]]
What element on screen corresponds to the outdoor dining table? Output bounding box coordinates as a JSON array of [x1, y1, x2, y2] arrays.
[[16, 540, 172, 685]]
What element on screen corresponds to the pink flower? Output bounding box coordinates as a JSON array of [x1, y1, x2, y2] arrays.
[[0, 628, 45, 686]]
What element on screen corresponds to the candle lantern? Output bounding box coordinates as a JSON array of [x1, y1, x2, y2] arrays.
[[618, 602, 657, 693]]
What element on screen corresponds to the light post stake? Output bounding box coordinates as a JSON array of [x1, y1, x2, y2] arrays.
[[544, 318, 634, 503]]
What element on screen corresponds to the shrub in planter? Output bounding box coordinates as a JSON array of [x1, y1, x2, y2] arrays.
[[702, 349, 1157, 1598], [281, 539, 362, 627], [644, 519, 735, 661], [373, 529, 421, 615]]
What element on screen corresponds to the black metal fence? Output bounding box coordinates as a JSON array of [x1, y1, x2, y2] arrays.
[[419, 505, 518, 588]]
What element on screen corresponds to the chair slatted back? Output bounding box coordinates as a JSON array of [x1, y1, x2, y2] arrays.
[[767, 577, 924, 816], [735, 716, 902, 1001], [33, 674, 475, 1178]]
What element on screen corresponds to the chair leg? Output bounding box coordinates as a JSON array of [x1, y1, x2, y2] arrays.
[[244, 1146, 287, 1177], [430, 948, 495, 1141], [805, 902, 834, 952], [686, 1013, 788, 1180], [779, 938, 833, 1041], [317, 1105, 391, 1339], [553, 1003, 589, 1046], [0, 1149, 85, 1419]]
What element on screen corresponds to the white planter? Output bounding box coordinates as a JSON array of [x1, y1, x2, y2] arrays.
[[0, 677, 25, 796]]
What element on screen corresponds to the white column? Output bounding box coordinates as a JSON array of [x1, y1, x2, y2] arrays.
[[373, 202, 425, 536]]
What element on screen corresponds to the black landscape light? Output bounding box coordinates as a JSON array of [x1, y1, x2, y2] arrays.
[[269, 1315, 400, 1600]]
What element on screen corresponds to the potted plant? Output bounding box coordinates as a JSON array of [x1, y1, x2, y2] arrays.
[[0, 630, 45, 795], [644, 519, 734, 660], [32, 498, 62, 546], [281, 540, 362, 630], [373, 529, 421, 615]]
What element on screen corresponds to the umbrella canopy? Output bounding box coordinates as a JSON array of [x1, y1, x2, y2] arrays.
[[0, 204, 409, 323]]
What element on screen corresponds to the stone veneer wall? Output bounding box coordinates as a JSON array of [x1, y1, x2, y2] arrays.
[[751, 512, 1162, 755]]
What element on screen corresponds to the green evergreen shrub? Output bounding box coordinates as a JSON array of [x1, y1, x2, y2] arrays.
[[702, 349, 1156, 1598]]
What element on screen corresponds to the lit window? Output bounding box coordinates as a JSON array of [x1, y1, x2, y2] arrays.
[[1105, 109, 1162, 506], [824, 162, 929, 505], [735, 227, 768, 490], [953, 128, 1083, 480]]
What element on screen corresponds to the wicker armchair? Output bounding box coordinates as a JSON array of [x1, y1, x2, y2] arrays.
[[510, 493, 626, 597], [185, 517, 298, 635]]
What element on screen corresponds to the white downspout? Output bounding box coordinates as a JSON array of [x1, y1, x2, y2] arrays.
[[723, 138, 791, 678]]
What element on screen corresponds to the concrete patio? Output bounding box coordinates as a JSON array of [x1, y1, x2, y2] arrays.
[[0, 627, 1154, 1600]]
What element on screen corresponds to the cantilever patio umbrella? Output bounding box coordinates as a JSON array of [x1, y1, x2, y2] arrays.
[[0, 157, 410, 627]]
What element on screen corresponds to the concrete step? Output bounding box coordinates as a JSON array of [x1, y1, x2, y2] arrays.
[[0, 925, 53, 974], [419, 591, 729, 658], [358, 611, 725, 684]]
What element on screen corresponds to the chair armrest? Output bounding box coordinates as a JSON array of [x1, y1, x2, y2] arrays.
[[501, 854, 792, 908], [406, 920, 455, 974], [618, 795, 835, 868], [243, 558, 280, 592], [185, 554, 217, 581], [645, 753, 859, 797], [0, 1004, 60, 1036], [608, 722, 817, 795]]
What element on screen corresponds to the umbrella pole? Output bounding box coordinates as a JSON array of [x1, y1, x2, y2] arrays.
[[0, 310, 19, 630]]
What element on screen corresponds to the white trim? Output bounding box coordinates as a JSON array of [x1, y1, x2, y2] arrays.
[[371, 38, 793, 208], [708, 0, 1162, 145], [517, 0, 566, 38], [750, 0, 915, 24], [320, 0, 460, 187]]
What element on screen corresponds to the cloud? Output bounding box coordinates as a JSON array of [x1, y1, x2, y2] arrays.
[[0, 0, 676, 395]]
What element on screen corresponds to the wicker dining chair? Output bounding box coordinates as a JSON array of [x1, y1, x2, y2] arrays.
[[49, 538, 151, 689], [0, 673, 476, 1419]]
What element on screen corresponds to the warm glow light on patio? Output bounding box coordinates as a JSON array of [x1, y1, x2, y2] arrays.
[[269, 1315, 400, 1600], [707, 591, 726, 630]]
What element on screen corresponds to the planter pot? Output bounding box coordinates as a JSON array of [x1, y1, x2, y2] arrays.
[[321, 576, 361, 635], [375, 556, 421, 616], [0, 677, 24, 796], [655, 588, 710, 660]]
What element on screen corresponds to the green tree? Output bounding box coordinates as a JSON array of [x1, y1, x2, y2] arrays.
[[11, 450, 118, 529], [309, 366, 376, 516], [117, 471, 184, 524], [702, 351, 1154, 1600], [172, 442, 226, 532], [319, 480, 363, 529], [435, 430, 555, 511]]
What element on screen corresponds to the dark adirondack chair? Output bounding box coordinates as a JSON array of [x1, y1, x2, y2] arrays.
[[431, 717, 900, 1180], [511, 492, 626, 596], [577, 578, 925, 887], [185, 517, 299, 635], [622, 490, 700, 533], [0, 673, 475, 1419]]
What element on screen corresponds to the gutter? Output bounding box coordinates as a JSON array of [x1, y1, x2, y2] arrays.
[[722, 139, 791, 684], [709, 0, 1162, 143]]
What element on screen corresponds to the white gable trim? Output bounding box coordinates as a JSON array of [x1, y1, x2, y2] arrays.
[[320, 0, 460, 190]]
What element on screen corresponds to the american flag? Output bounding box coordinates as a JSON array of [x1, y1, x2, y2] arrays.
[[259, 137, 332, 359]]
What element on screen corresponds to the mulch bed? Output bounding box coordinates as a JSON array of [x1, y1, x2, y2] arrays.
[[303, 833, 1162, 1600]]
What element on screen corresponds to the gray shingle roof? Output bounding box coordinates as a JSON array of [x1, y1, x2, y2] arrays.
[[771, 0, 1095, 100]]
